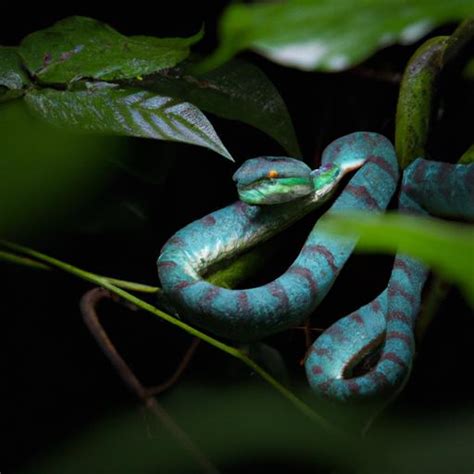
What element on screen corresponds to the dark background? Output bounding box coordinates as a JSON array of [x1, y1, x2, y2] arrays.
[[2, 3, 473, 473]]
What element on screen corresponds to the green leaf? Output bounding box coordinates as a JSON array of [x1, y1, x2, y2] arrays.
[[24, 87, 233, 160], [130, 57, 301, 156], [319, 212, 474, 306], [0, 101, 115, 235], [459, 144, 474, 164], [0, 47, 31, 101], [199, 0, 474, 72], [19, 16, 202, 84]]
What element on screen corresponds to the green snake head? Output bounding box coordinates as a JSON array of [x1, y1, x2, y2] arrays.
[[233, 156, 315, 205], [310, 163, 344, 196]]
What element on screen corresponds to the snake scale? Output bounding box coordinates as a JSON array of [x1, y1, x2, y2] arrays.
[[158, 132, 474, 401]]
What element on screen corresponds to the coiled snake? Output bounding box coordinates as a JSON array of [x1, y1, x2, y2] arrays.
[[158, 132, 474, 401]]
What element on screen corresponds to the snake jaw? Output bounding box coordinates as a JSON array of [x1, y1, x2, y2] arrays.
[[237, 176, 313, 205]]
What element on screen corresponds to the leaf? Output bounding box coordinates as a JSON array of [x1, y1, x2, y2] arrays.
[[130, 57, 301, 156], [24, 87, 233, 160], [459, 144, 474, 164], [0, 47, 31, 101], [19, 16, 202, 84], [0, 101, 115, 235], [199, 0, 474, 72], [319, 212, 474, 306]]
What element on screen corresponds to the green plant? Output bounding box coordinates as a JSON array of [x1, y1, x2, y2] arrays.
[[2, 4, 473, 473]]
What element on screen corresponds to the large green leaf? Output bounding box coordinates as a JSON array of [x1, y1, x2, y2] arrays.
[[129, 57, 301, 156], [0, 47, 31, 101], [319, 212, 474, 306], [24, 87, 233, 160], [199, 0, 474, 72], [19, 16, 202, 84]]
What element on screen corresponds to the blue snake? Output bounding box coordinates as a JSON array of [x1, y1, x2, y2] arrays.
[[158, 132, 474, 401]]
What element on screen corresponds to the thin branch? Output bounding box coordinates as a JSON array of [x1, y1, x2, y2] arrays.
[[0, 249, 50, 270], [292, 325, 325, 333], [148, 338, 200, 396], [81, 288, 148, 398], [80, 287, 219, 474], [0, 247, 159, 293], [351, 66, 402, 84]]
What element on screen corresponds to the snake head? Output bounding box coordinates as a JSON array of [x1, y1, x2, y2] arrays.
[[233, 156, 313, 205], [310, 163, 343, 192]]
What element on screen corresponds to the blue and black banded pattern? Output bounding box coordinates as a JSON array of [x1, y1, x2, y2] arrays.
[[158, 132, 398, 341]]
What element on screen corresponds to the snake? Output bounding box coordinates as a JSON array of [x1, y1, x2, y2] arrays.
[[158, 131, 474, 401]]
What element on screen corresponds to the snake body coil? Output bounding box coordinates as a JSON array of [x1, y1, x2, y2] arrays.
[[306, 159, 474, 399], [158, 132, 474, 401]]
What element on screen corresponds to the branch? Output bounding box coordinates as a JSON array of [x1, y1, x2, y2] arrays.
[[0, 238, 339, 435]]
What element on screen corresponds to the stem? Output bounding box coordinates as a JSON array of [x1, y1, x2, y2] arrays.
[[395, 36, 449, 168], [0, 247, 159, 293], [101, 277, 159, 294], [0, 239, 336, 433], [148, 338, 200, 396], [80, 288, 219, 474], [0, 249, 50, 270]]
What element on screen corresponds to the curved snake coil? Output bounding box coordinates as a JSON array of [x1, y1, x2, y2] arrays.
[[158, 132, 474, 401], [306, 158, 474, 400]]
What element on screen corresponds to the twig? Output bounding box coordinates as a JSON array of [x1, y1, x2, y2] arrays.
[[351, 66, 402, 84], [148, 338, 200, 396], [80, 287, 219, 474], [0, 248, 158, 293]]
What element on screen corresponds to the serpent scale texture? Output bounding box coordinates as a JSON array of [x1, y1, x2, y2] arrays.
[[158, 133, 474, 400], [159, 132, 398, 341]]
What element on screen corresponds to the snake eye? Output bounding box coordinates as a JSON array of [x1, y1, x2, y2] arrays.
[[267, 169, 279, 179]]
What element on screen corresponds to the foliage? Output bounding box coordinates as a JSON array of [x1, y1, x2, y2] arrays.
[[320, 212, 474, 306], [130, 57, 301, 156], [25, 87, 233, 160], [0, 101, 116, 234], [199, 0, 474, 72], [1, 3, 474, 474], [0, 47, 30, 100], [19, 16, 203, 83], [0, 16, 300, 159]]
